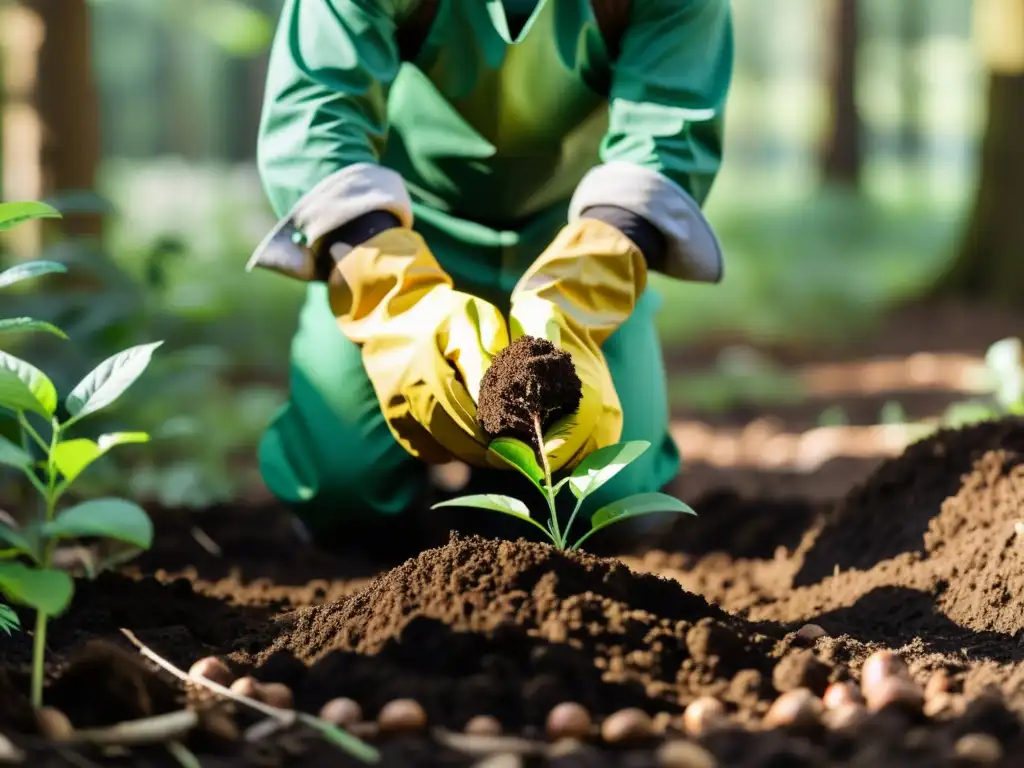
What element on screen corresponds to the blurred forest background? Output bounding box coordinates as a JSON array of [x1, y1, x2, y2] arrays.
[[0, 0, 1021, 509]]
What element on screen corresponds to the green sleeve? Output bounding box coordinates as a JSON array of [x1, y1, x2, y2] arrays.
[[251, 0, 415, 280], [257, 0, 405, 219], [569, 0, 734, 284]]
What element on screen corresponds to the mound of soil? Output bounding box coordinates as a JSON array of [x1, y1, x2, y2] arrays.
[[240, 534, 784, 731], [641, 416, 1024, 699]]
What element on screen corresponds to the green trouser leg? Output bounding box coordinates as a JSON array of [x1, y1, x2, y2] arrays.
[[257, 282, 428, 537]]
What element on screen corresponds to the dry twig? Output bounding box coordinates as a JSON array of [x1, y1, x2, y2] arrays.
[[119, 628, 379, 763]]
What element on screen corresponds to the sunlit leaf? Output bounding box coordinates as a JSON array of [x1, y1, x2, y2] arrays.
[[431, 494, 553, 541], [0, 351, 58, 417], [0, 260, 66, 289], [0, 562, 73, 616], [572, 492, 696, 551], [65, 342, 163, 421], [568, 441, 650, 501], [0, 201, 61, 232], [0, 318, 68, 340], [52, 439, 102, 485], [488, 437, 545, 492], [44, 498, 154, 550], [54, 432, 149, 485], [0, 436, 31, 470]]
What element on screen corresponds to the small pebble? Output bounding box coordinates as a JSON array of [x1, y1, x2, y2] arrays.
[[860, 650, 909, 697], [822, 703, 866, 731], [794, 624, 827, 646], [188, 656, 234, 687], [656, 739, 718, 768], [545, 702, 591, 741], [763, 688, 823, 729], [36, 707, 73, 740], [260, 683, 294, 709], [319, 698, 363, 727], [954, 733, 1003, 764], [865, 676, 923, 713], [601, 708, 653, 743], [229, 676, 261, 700], [924, 669, 951, 700], [822, 681, 862, 710], [464, 715, 503, 737], [377, 699, 427, 732], [682, 697, 726, 736]]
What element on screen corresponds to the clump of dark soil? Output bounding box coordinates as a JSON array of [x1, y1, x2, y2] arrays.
[[240, 534, 782, 730], [477, 334, 582, 451]]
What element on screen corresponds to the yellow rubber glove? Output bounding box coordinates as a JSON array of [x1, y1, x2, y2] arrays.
[[325, 227, 509, 466], [508, 218, 647, 471]]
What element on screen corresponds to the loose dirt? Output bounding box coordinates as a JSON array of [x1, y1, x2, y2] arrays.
[[3, 305, 1024, 765]]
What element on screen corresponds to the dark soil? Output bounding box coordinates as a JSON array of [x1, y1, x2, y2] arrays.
[[477, 334, 582, 450], [3, 304, 1024, 766]]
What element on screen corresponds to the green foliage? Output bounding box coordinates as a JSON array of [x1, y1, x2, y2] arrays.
[[0, 204, 158, 709], [434, 438, 695, 551], [0, 603, 18, 635], [933, 337, 1024, 430]]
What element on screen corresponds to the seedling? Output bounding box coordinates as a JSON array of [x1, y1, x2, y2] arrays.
[[0, 201, 159, 707], [433, 336, 695, 550]]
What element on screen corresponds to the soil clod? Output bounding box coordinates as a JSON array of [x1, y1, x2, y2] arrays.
[[477, 335, 582, 451]]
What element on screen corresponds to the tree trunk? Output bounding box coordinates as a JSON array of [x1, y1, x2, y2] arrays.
[[931, 0, 1024, 303], [821, 0, 862, 187], [1, 0, 101, 251]]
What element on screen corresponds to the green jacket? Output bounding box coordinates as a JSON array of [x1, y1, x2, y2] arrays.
[[249, 0, 733, 286]]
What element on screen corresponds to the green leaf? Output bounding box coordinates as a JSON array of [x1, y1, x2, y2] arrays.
[[488, 437, 546, 493], [0, 562, 73, 616], [52, 432, 149, 485], [0, 436, 32, 469], [44, 498, 153, 549], [568, 441, 650, 501], [985, 337, 1024, 411], [0, 351, 58, 417], [0, 202, 61, 232], [0, 523, 34, 556], [65, 342, 163, 421], [0, 317, 68, 339], [432, 494, 553, 541], [573, 492, 696, 551], [0, 260, 67, 289], [0, 603, 19, 635]]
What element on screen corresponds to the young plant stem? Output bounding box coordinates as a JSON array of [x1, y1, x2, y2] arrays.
[[532, 415, 562, 548], [30, 420, 62, 709], [561, 497, 586, 550]]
